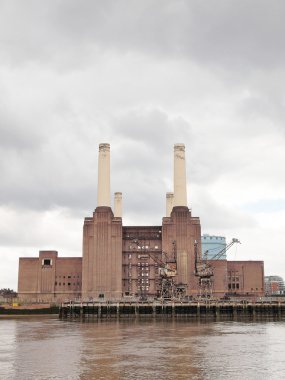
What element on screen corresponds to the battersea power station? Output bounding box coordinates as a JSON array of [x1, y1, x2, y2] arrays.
[[18, 143, 264, 302]]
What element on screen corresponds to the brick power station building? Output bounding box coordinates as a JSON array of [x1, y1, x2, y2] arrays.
[[18, 143, 264, 302]]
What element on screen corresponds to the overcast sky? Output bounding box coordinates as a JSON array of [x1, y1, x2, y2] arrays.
[[1, 0, 285, 290]]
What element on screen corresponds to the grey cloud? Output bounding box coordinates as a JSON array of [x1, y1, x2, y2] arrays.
[[0, 99, 43, 150], [0, 106, 165, 213], [192, 188, 257, 231], [237, 93, 285, 134], [109, 108, 192, 219], [113, 108, 191, 154], [0, 106, 192, 217], [1, 0, 285, 71], [0, 207, 82, 250]]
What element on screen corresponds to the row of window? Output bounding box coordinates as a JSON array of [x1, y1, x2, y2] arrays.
[[128, 245, 160, 250], [55, 275, 81, 279], [228, 284, 261, 291], [138, 279, 149, 284], [228, 283, 240, 290], [124, 279, 151, 283], [228, 276, 239, 282], [55, 282, 81, 287], [124, 262, 157, 266]]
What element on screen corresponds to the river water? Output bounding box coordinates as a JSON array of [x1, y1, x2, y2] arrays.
[[0, 317, 284, 380]]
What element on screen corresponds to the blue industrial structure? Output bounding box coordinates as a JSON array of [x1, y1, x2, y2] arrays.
[[201, 234, 226, 260]]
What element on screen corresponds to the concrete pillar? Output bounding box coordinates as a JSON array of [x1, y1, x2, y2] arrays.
[[166, 192, 174, 217], [173, 143, 187, 207], [97, 143, 111, 207], [177, 251, 188, 285], [114, 192, 122, 217]]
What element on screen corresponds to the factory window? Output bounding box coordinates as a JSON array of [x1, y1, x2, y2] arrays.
[[228, 284, 231, 289], [68, 276, 71, 278], [99, 293, 104, 299], [42, 259, 52, 266], [59, 283, 61, 286], [236, 284, 240, 289], [55, 282, 57, 286], [63, 283, 65, 286], [68, 283, 71, 286]]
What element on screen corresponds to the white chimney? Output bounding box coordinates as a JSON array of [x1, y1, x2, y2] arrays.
[[173, 143, 187, 207], [114, 192, 122, 217], [166, 192, 174, 217], [97, 143, 111, 207]]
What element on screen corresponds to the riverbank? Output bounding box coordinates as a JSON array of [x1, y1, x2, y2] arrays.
[[0, 304, 59, 315]]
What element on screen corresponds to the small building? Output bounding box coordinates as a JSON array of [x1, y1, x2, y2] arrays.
[[18, 251, 82, 303], [264, 276, 285, 295]]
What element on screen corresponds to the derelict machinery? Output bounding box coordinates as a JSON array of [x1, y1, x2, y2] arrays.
[[194, 238, 241, 298]]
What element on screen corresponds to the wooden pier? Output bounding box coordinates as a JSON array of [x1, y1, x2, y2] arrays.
[[59, 301, 285, 320]]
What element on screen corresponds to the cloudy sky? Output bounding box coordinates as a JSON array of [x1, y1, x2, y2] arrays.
[[1, 0, 285, 290]]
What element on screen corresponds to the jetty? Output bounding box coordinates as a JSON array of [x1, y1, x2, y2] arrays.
[[59, 300, 285, 320]]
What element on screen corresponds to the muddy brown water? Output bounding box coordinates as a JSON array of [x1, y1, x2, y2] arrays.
[[0, 317, 284, 379]]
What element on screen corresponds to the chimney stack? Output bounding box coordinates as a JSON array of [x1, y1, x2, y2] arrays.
[[166, 192, 174, 217], [173, 143, 187, 207], [114, 192, 122, 217], [97, 143, 111, 207]]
